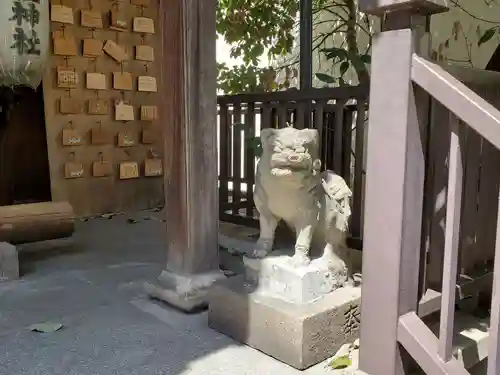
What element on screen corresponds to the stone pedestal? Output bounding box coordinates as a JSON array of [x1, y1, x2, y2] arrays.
[[0, 242, 18, 281], [208, 254, 361, 369], [145, 269, 225, 312]]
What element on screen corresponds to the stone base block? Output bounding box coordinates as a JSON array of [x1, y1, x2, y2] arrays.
[[244, 255, 343, 304], [145, 269, 226, 313], [208, 275, 361, 369], [0, 242, 18, 281]]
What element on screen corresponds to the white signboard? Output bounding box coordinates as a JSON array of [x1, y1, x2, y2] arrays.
[[0, 0, 49, 88]]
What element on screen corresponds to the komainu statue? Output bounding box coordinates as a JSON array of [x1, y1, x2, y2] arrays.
[[250, 126, 352, 284]]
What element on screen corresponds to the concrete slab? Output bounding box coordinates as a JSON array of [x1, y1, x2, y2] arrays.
[[208, 275, 361, 370]]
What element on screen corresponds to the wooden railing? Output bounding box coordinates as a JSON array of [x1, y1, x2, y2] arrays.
[[217, 87, 369, 244], [358, 3, 500, 375]]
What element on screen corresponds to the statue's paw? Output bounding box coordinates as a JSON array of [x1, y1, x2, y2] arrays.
[[290, 252, 311, 267], [246, 239, 272, 259]]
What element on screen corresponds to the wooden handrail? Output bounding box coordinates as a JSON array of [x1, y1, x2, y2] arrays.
[[411, 54, 500, 150]]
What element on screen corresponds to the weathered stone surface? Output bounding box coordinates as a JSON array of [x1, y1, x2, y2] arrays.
[[208, 275, 361, 370], [145, 269, 226, 312], [0, 242, 19, 281], [244, 254, 344, 304]]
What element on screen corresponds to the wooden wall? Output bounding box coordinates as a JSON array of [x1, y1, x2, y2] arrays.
[[43, 0, 164, 217]]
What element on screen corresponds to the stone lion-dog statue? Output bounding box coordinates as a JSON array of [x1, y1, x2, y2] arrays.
[[249, 126, 353, 284]]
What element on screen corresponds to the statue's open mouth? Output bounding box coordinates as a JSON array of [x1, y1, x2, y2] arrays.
[[270, 167, 293, 176]]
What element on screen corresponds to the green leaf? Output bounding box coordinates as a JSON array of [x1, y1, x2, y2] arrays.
[[340, 61, 350, 76], [315, 73, 336, 84], [359, 54, 371, 64], [319, 47, 348, 61], [328, 355, 352, 370], [29, 322, 63, 333], [247, 136, 262, 157], [478, 27, 496, 46]]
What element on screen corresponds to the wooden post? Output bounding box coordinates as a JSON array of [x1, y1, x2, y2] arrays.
[[145, 0, 224, 312]]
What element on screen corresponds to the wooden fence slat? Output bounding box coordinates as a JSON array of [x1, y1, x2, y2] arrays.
[[487, 187, 500, 375], [245, 102, 256, 216], [439, 114, 463, 362], [232, 104, 242, 215], [218, 103, 230, 215], [333, 100, 346, 174], [351, 100, 365, 241]]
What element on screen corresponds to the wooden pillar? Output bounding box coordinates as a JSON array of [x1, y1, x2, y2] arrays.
[[356, 1, 447, 374], [145, 0, 224, 312]]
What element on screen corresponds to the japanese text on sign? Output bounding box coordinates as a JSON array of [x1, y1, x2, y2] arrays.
[[9, 0, 41, 55]]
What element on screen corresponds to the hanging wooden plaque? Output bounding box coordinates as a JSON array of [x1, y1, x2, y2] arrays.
[[141, 127, 157, 144], [109, 10, 128, 32], [82, 38, 103, 57], [92, 161, 113, 177], [115, 101, 134, 121], [140, 105, 157, 121], [113, 72, 133, 91], [81, 9, 103, 28], [132, 17, 155, 34], [135, 45, 154, 62], [144, 158, 163, 177], [88, 99, 109, 115], [131, 0, 150, 6], [60, 97, 83, 114], [91, 128, 112, 145], [119, 162, 139, 179], [117, 132, 135, 147], [86, 73, 107, 90], [137, 76, 157, 92], [57, 66, 78, 88], [64, 162, 84, 179], [51, 5, 75, 24], [53, 36, 77, 56], [103, 40, 128, 63], [62, 128, 83, 146]]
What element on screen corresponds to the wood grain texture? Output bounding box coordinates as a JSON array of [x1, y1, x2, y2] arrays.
[[0, 201, 75, 244], [160, 0, 219, 274], [43, 0, 164, 217]]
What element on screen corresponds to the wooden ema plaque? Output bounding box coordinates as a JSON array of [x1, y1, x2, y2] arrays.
[[62, 128, 83, 146], [117, 132, 135, 147], [82, 39, 103, 57], [88, 99, 109, 115], [91, 127, 112, 145], [51, 5, 75, 24], [57, 66, 78, 88], [109, 10, 128, 32], [140, 105, 157, 121], [92, 161, 113, 177], [135, 45, 154, 62], [141, 127, 157, 144], [137, 76, 157, 92], [60, 97, 83, 114], [86, 73, 107, 90], [115, 101, 134, 121], [119, 162, 139, 179], [144, 158, 162, 177], [103, 40, 128, 63], [81, 9, 103, 28], [113, 72, 133, 91], [133, 17, 155, 34], [53, 36, 77, 56], [64, 162, 84, 179]]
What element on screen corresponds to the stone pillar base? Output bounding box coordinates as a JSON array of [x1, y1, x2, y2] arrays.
[[0, 242, 19, 281], [145, 269, 226, 312], [208, 274, 361, 369]]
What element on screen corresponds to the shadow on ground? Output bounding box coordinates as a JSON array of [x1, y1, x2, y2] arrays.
[[0, 211, 328, 375]]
